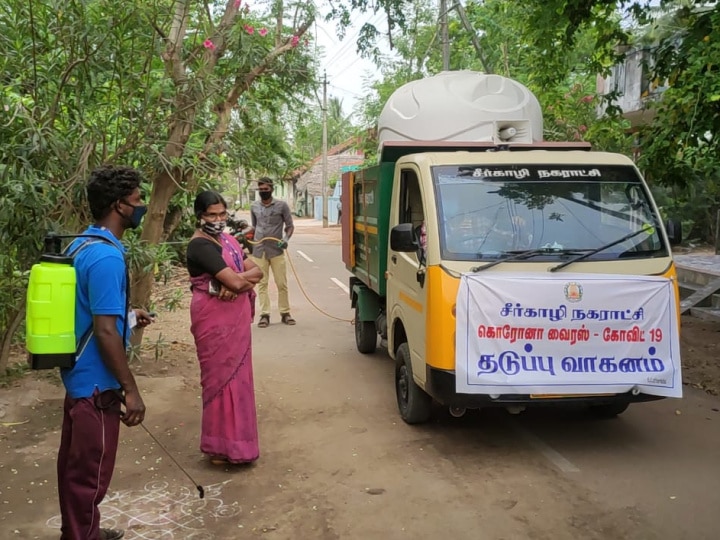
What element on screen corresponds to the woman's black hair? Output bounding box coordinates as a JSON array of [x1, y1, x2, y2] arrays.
[[193, 190, 227, 219], [86, 165, 143, 220]]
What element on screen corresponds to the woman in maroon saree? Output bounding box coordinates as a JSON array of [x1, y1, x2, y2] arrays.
[[186, 191, 263, 464]]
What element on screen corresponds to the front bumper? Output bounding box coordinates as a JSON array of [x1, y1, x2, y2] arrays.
[[424, 367, 664, 408]]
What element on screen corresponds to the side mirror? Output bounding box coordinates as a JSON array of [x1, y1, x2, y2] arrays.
[[390, 223, 419, 252], [665, 219, 682, 246]]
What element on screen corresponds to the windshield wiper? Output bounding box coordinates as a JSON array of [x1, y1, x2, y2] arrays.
[[471, 248, 585, 272], [549, 225, 655, 272]]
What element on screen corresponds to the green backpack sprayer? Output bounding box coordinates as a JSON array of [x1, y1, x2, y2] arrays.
[[25, 233, 122, 370]]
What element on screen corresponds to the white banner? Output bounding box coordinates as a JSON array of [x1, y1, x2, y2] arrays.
[[455, 273, 682, 398]]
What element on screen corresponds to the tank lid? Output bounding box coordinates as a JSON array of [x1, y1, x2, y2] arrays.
[[40, 253, 74, 265]]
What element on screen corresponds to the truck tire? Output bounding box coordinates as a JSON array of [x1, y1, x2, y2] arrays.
[[355, 304, 377, 354], [395, 343, 432, 424], [588, 402, 630, 418]]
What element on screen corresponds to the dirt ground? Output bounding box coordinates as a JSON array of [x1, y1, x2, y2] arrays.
[[2, 233, 720, 538], [677, 316, 720, 395]]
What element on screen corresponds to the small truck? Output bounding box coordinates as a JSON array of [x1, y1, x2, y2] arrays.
[[341, 71, 683, 424]]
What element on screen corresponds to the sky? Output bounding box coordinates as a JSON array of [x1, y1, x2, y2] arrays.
[[312, 10, 388, 119]]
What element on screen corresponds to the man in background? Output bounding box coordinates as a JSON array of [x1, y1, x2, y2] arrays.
[[250, 177, 296, 327]]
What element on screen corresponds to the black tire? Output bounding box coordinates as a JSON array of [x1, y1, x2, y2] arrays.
[[588, 402, 630, 418], [354, 304, 377, 354], [395, 343, 432, 424]]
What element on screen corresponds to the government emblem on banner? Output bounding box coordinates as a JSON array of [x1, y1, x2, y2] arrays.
[[564, 282, 583, 303]]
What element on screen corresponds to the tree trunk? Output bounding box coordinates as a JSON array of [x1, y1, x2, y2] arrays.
[[0, 304, 26, 374], [130, 168, 181, 347], [162, 207, 185, 242]]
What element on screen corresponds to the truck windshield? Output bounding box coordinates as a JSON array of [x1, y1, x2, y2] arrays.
[[432, 164, 668, 262]]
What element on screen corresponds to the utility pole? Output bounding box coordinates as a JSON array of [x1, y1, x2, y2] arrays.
[[321, 71, 329, 228], [440, 0, 450, 71]]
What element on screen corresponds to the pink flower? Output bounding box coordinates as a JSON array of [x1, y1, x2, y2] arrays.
[[203, 39, 216, 50], [579, 125, 588, 133], [259, 28, 268, 37], [244, 24, 254, 34], [290, 35, 299, 47], [580, 95, 594, 104], [234, 0, 241, 7]]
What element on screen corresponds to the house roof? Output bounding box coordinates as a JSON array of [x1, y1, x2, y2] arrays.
[[287, 132, 368, 182]]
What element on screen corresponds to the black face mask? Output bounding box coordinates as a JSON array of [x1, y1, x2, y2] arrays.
[[119, 201, 147, 229], [259, 190, 272, 201]]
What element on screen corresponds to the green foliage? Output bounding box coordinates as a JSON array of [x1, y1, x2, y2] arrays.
[[0, 0, 322, 370], [636, 4, 720, 242], [540, 79, 633, 153], [325, 0, 412, 59]]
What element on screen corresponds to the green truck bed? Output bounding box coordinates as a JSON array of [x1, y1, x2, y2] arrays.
[[342, 162, 394, 297]]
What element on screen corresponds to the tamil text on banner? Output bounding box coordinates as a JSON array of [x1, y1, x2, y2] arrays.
[[455, 273, 682, 398]]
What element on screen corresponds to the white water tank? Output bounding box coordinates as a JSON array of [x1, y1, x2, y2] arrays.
[[377, 71, 543, 148]]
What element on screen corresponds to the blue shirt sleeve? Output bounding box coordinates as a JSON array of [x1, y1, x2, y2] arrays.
[[86, 247, 126, 316]]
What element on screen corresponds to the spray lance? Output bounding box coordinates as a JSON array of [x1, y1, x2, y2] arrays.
[[114, 392, 205, 499], [116, 314, 206, 499], [139, 424, 205, 499]]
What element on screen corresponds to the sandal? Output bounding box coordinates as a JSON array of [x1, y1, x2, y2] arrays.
[[100, 529, 125, 540], [281, 313, 296, 325], [258, 315, 270, 328]]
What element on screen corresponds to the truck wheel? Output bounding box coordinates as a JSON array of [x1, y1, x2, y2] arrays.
[[354, 305, 377, 354], [395, 343, 432, 424], [588, 402, 630, 418]]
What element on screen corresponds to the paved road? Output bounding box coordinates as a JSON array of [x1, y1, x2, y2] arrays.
[[2, 221, 719, 539]]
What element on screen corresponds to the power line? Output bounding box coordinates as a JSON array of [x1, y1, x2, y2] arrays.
[[324, 13, 382, 66], [324, 12, 385, 66], [331, 56, 365, 79], [328, 83, 365, 98]]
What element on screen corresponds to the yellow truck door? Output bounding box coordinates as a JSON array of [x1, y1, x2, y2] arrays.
[[387, 166, 429, 384]]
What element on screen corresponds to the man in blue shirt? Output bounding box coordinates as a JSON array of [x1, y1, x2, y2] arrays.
[[57, 165, 153, 540]]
